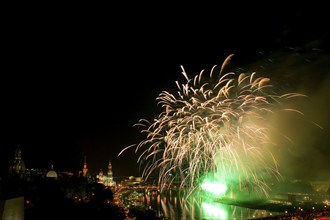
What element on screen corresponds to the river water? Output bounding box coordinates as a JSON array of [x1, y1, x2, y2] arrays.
[[120, 188, 283, 219]]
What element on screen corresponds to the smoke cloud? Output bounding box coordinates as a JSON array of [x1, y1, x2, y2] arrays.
[[238, 40, 329, 183]]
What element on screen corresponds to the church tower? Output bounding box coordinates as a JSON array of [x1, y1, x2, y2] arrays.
[[105, 160, 116, 187], [9, 146, 26, 177], [82, 156, 88, 177], [107, 160, 113, 184]]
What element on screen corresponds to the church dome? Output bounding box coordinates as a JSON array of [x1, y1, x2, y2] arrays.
[[46, 164, 58, 178], [46, 170, 58, 178]]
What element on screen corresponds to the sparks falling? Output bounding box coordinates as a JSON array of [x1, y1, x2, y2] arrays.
[[119, 54, 306, 199]]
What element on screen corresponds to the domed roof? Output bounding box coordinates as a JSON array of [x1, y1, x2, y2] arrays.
[[46, 164, 58, 178], [46, 170, 58, 178]]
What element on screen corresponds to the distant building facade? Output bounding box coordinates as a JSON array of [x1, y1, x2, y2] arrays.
[[97, 160, 116, 187], [9, 147, 26, 178], [121, 176, 144, 187]]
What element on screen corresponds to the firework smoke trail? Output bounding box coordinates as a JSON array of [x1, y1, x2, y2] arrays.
[[119, 54, 306, 198]]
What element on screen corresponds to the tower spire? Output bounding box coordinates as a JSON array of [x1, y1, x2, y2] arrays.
[[105, 160, 115, 187], [82, 155, 88, 177], [9, 145, 26, 177]]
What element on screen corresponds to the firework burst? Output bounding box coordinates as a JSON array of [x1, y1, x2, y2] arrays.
[[119, 54, 306, 199]]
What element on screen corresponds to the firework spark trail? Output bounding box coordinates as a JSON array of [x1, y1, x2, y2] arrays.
[[118, 54, 306, 198]]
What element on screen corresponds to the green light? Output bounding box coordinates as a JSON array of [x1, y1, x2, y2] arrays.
[[201, 181, 227, 196], [202, 202, 228, 219]]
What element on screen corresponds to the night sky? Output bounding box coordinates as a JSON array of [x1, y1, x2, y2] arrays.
[[1, 5, 329, 179]]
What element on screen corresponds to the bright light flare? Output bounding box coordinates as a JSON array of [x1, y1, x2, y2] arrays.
[[201, 181, 227, 196]]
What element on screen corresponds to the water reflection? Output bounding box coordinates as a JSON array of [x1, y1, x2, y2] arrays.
[[120, 188, 281, 219]]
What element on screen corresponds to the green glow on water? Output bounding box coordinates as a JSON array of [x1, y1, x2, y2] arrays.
[[202, 201, 228, 220]]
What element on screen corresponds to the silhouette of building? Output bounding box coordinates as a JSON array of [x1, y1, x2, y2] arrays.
[[9, 146, 25, 178]]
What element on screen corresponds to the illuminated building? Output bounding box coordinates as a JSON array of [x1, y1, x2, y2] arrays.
[[82, 156, 88, 177], [104, 160, 116, 187], [97, 169, 104, 183], [122, 176, 143, 187], [9, 146, 26, 177], [96, 160, 116, 187], [46, 164, 58, 179]]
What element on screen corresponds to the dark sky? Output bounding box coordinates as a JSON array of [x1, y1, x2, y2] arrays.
[[1, 4, 329, 178]]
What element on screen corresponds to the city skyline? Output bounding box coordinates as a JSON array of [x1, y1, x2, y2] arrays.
[[1, 6, 329, 178]]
